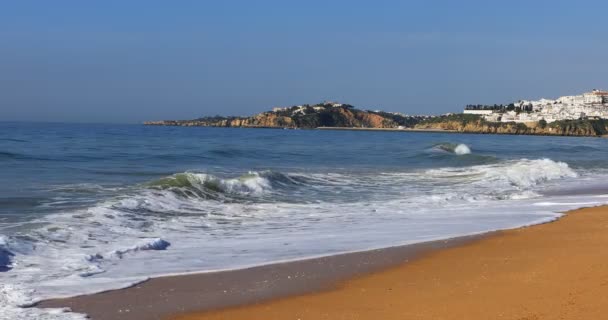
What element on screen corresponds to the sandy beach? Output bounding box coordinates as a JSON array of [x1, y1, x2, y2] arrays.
[[38, 205, 608, 320], [174, 205, 608, 320], [38, 234, 480, 319]]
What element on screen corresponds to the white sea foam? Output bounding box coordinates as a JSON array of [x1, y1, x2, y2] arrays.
[[108, 238, 171, 259], [426, 158, 577, 189], [486, 158, 577, 188], [1, 158, 607, 319], [0, 283, 88, 320], [153, 171, 274, 197], [454, 143, 471, 155], [192, 172, 273, 196]]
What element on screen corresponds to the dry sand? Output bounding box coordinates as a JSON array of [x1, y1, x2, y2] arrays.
[[174, 206, 608, 320]]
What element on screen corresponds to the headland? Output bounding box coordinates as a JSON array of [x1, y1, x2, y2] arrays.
[[144, 91, 608, 137]]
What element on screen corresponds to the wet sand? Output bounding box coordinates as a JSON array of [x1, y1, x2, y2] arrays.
[[176, 206, 608, 320], [40, 206, 608, 320]]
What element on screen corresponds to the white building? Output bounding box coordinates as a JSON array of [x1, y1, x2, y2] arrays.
[[463, 110, 493, 115], [583, 92, 603, 104], [484, 113, 501, 122], [471, 89, 608, 124]]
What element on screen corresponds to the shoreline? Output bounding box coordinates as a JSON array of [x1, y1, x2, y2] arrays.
[[143, 124, 607, 137], [315, 127, 457, 133], [38, 234, 486, 320], [39, 205, 608, 319], [174, 205, 608, 320]]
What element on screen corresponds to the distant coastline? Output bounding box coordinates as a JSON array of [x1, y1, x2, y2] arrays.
[[316, 127, 457, 133], [145, 100, 608, 137]]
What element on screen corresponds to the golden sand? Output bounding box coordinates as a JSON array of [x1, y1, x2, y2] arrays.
[[174, 206, 608, 320]]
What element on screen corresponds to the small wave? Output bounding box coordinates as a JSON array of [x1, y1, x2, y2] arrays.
[[0, 236, 15, 271], [208, 148, 248, 158], [0, 138, 29, 143], [546, 145, 601, 153], [0, 151, 20, 159], [147, 171, 306, 199], [0, 151, 52, 161], [108, 238, 171, 259], [433, 143, 471, 155], [49, 183, 120, 194]]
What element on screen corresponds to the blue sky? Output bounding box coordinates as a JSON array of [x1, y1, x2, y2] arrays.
[[1, 0, 607, 123]]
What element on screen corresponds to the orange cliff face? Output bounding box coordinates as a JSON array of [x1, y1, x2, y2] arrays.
[[145, 102, 412, 129], [312, 107, 397, 128], [144, 109, 608, 137], [144, 105, 401, 129], [250, 113, 294, 127], [414, 118, 606, 136], [218, 113, 294, 128], [352, 110, 394, 128]]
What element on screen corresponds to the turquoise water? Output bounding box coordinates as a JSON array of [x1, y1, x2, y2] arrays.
[[2, 122, 608, 319]]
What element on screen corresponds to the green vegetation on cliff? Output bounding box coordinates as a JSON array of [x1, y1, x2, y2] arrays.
[[548, 119, 608, 136]]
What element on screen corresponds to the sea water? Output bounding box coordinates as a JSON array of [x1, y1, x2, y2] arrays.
[[2, 122, 608, 319]]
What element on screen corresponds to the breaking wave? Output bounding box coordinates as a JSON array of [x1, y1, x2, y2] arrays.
[[0, 157, 590, 320], [144, 159, 577, 207], [487, 158, 577, 188], [433, 143, 472, 155], [146, 171, 308, 200], [426, 158, 577, 189]]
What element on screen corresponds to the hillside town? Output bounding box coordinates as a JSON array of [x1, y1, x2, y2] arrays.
[[146, 90, 608, 137], [464, 89, 608, 123]]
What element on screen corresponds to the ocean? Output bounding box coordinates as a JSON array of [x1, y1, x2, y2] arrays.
[[2, 122, 608, 319]]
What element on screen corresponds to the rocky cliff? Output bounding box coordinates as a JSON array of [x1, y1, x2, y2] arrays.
[[145, 104, 608, 137], [414, 114, 608, 136], [145, 103, 423, 129]]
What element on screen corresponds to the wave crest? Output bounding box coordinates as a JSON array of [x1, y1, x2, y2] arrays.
[[149, 172, 274, 197], [426, 158, 577, 189], [146, 170, 314, 202], [433, 143, 471, 155], [489, 158, 577, 188]]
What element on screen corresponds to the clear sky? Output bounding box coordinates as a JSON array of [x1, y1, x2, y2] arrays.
[[1, 0, 607, 123]]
